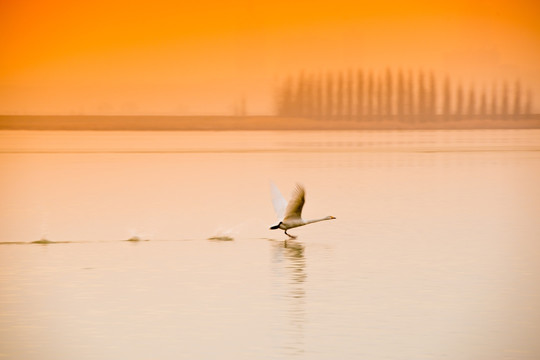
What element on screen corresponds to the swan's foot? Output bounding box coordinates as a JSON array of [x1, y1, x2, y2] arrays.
[[284, 230, 297, 239]]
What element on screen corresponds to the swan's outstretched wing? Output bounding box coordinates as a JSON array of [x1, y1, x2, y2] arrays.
[[283, 184, 305, 221], [270, 181, 287, 220]]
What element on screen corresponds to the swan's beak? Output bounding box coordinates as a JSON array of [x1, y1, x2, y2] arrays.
[[330, 216, 336, 219]]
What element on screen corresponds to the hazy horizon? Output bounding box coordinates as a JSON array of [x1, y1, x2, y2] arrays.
[[1, 1, 539, 116]]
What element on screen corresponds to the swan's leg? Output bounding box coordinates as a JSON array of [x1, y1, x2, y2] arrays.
[[284, 229, 297, 239]]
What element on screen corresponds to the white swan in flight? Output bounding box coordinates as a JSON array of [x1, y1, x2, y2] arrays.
[[269, 182, 335, 238]]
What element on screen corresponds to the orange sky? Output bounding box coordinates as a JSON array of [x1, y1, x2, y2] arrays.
[[1, 0, 539, 115]]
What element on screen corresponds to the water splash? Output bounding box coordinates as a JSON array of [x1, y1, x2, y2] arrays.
[[31, 237, 69, 245], [207, 235, 234, 241], [32, 237, 54, 245], [125, 236, 149, 242], [126, 228, 152, 242], [207, 222, 246, 241]]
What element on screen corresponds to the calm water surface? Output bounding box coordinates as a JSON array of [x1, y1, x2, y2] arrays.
[[1, 130, 540, 359]]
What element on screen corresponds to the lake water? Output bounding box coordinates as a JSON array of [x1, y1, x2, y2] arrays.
[[1, 129, 540, 359]]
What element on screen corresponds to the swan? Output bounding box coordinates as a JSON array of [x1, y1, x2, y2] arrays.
[[269, 182, 335, 238]]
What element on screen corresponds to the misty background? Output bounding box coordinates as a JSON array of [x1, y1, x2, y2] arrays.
[[1, 0, 539, 116]]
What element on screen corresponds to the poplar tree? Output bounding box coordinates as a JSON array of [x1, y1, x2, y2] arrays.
[[397, 69, 405, 119], [491, 83, 498, 119], [501, 81, 509, 120], [455, 83, 464, 119], [513, 80, 521, 120], [417, 70, 426, 120], [466, 85, 476, 119], [346, 69, 354, 120], [385, 68, 393, 118], [356, 69, 364, 120], [407, 70, 415, 120], [325, 72, 334, 120], [367, 71, 374, 119], [442, 76, 451, 121], [336, 72, 344, 120], [479, 87, 487, 119], [428, 72, 437, 119]]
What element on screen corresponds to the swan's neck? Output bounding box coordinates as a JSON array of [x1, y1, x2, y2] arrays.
[[304, 216, 333, 225]]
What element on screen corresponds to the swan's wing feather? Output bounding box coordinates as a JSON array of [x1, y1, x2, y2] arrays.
[[270, 181, 287, 220], [283, 184, 305, 221]]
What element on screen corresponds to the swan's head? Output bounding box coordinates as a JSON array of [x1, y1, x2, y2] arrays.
[[269, 222, 282, 230], [327, 216, 336, 220]]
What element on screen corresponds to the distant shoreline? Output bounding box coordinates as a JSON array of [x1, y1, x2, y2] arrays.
[[1, 115, 540, 131]]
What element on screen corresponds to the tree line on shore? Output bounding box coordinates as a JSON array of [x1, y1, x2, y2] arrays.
[[275, 69, 534, 121]]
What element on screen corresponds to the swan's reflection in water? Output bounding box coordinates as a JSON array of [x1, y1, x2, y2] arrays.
[[270, 239, 306, 356]]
